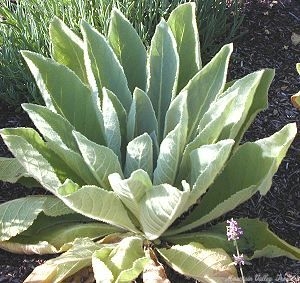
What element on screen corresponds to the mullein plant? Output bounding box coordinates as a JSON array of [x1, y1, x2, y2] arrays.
[[0, 3, 299, 282]]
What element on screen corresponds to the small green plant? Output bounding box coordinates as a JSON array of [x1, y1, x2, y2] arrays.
[[0, 0, 244, 106], [0, 4, 299, 282], [291, 63, 300, 108]]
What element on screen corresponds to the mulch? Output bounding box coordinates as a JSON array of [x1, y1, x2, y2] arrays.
[[0, 0, 299, 282]]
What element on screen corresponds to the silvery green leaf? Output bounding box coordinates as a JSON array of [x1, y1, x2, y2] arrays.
[[58, 179, 138, 232], [109, 169, 152, 218], [146, 19, 179, 142], [92, 236, 146, 282], [181, 44, 232, 142], [153, 94, 188, 186], [185, 139, 234, 208], [24, 238, 100, 283], [140, 183, 190, 240], [50, 17, 88, 84], [102, 88, 127, 151], [124, 134, 153, 178], [167, 2, 201, 91], [0, 128, 65, 192], [102, 88, 122, 159], [177, 89, 237, 180], [158, 243, 239, 283], [217, 70, 266, 141], [73, 131, 123, 189], [0, 157, 28, 183], [108, 8, 147, 92], [22, 103, 98, 185], [0, 196, 46, 241], [21, 51, 106, 146], [81, 20, 132, 112], [127, 88, 158, 141]]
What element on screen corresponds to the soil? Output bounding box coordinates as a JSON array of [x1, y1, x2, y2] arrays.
[[0, 0, 299, 282]]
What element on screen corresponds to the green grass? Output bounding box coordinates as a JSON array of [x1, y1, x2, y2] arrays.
[[0, 0, 244, 106]]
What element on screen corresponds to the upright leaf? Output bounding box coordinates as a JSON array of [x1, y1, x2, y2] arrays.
[[177, 89, 237, 179], [108, 8, 147, 92], [21, 51, 106, 145], [231, 69, 275, 143], [73, 131, 123, 189], [181, 44, 233, 142], [146, 19, 179, 141], [167, 2, 201, 91], [158, 243, 239, 283], [81, 20, 132, 112], [153, 94, 188, 186], [217, 70, 268, 141], [124, 134, 153, 178], [102, 88, 122, 159], [58, 180, 138, 232], [50, 17, 87, 84], [127, 88, 158, 141]]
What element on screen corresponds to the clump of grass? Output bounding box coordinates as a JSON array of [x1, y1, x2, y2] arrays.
[[0, 0, 244, 106]]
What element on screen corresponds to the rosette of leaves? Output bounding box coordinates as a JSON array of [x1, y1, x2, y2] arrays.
[[291, 63, 300, 109], [0, 3, 299, 282]]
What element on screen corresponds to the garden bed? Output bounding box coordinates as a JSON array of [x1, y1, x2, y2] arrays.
[[0, 0, 299, 282]]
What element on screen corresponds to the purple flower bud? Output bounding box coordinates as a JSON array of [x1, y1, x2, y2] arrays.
[[233, 254, 245, 266], [226, 218, 243, 241]]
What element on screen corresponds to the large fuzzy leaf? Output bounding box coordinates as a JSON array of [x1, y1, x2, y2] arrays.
[[0, 128, 68, 192], [177, 89, 238, 180], [102, 88, 122, 159], [92, 236, 148, 282], [140, 183, 190, 240], [0, 157, 28, 183], [50, 17, 87, 84], [186, 140, 235, 208], [21, 51, 106, 145], [24, 238, 100, 283], [181, 44, 232, 142], [167, 2, 201, 91], [3, 213, 121, 254], [230, 69, 274, 143], [158, 243, 239, 283], [108, 8, 147, 92], [146, 19, 179, 141], [81, 20, 132, 112], [172, 123, 297, 234], [73, 131, 123, 189], [217, 70, 269, 141], [58, 179, 138, 232], [109, 169, 152, 219], [127, 88, 158, 141], [0, 196, 46, 241], [153, 94, 188, 186], [124, 134, 153, 178], [22, 104, 99, 185]]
